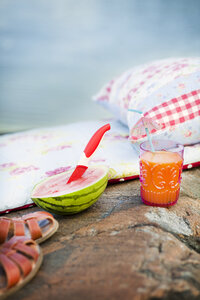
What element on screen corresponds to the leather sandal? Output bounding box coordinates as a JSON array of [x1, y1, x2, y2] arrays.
[[0, 211, 59, 244], [0, 236, 43, 299]]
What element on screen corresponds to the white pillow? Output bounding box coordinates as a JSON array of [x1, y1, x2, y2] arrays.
[[94, 57, 200, 145]]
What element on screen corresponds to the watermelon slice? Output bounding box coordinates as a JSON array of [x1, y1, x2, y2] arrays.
[[31, 166, 108, 215]]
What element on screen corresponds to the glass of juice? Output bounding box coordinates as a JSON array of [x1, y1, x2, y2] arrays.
[[139, 140, 184, 207]]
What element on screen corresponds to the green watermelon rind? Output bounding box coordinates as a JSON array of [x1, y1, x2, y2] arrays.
[[31, 166, 108, 215]]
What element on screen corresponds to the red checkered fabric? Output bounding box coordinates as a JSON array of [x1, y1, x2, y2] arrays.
[[144, 89, 200, 130]]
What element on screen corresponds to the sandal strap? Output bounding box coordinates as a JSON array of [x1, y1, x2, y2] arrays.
[[0, 219, 11, 243], [2, 236, 27, 249], [13, 242, 39, 261], [24, 212, 57, 235], [26, 219, 42, 240], [4, 236, 34, 245], [3, 237, 39, 261], [0, 253, 21, 288], [8, 252, 32, 276], [13, 220, 25, 236], [0, 211, 55, 243], [22, 211, 54, 222], [23, 212, 55, 240], [0, 237, 40, 289]]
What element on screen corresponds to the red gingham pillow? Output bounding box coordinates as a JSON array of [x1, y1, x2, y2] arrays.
[[94, 58, 200, 145]]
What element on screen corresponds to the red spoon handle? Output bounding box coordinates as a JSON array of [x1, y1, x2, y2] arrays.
[[84, 124, 111, 158]]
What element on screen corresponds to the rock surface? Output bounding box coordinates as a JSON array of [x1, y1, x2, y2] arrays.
[[6, 168, 200, 300]]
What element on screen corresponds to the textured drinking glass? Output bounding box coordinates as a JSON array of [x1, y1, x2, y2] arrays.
[[139, 140, 184, 207]]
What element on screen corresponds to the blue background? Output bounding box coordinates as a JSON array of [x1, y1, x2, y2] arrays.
[[0, 0, 200, 132]]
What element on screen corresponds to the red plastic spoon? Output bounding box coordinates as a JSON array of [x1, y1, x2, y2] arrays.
[[67, 123, 111, 184]]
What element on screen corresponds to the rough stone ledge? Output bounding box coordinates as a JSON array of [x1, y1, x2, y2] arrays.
[[57, 195, 200, 255], [10, 225, 200, 300], [5, 168, 200, 300]]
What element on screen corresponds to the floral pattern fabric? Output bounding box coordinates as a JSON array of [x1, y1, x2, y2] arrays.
[[0, 120, 200, 213]]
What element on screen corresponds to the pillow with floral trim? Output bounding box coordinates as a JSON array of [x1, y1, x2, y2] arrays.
[[94, 57, 200, 145]]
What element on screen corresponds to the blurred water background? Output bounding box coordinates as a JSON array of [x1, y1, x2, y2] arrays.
[[0, 0, 200, 133]]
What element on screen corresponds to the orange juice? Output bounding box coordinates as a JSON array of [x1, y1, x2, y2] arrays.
[[140, 150, 183, 206]]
